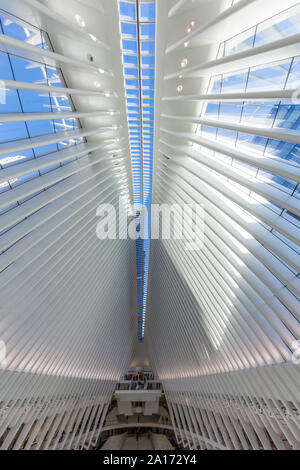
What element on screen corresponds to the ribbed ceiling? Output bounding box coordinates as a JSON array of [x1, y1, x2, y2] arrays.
[[0, 0, 299, 451]]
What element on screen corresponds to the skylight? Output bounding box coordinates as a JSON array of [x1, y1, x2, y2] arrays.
[[119, 1, 156, 341]]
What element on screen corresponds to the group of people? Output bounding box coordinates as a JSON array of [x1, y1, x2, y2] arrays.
[[135, 381, 144, 390], [124, 371, 155, 382], [123, 371, 155, 390]]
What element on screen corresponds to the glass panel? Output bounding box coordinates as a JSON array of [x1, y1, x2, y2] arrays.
[[119, 1, 136, 21], [141, 40, 155, 54], [122, 39, 138, 54], [140, 2, 156, 22], [140, 23, 155, 39], [142, 55, 155, 68], [121, 22, 137, 39], [124, 67, 139, 78], [141, 69, 155, 79], [123, 54, 138, 67]]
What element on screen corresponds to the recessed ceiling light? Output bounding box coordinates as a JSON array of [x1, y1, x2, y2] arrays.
[[181, 58, 188, 68], [105, 92, 111, 97], [94, 81, 101, 88], [179, 74, 183, 78], [184, 41, 189, 48], [98, 68, 105, 74], [187, 21, 195, 34], [75, 14, 86, 28], [89, 34, 97, 41], [177, 85, 183, 93]]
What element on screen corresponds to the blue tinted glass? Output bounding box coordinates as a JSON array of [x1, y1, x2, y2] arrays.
[[120, 1, 136, 21], [0, 51, 14, 80], [142, 80, 154, 89], [0, 149, 33, 168], [34, 144, 58, 157], [123, 54, 138, 67], [128, 113, 140, 119], [27, 120, 55, 137], [2, 18, 33, 41], [142, 98, 154, 104], [142, 55, 155, 67], [140, 3, 156, 21], [141, 41, 155, 54], [124, 67, 139, 78], [121, 22, 137, 39], [0, 88, 21, 113], [127, 98, 139, 105], [19, 90, 51, 113], [140, 23, 155, 39], [126, 79, 139, 88], [142, 68, 155, 79], [128, 106, 140, 113], [122, 39, 138, 53], [0, 122, 28, 142], [142, 89, 154, 98], [10, 56, 45, 83]]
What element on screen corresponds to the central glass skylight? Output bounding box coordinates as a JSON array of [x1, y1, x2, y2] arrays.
[[119, 1, 156, 341]]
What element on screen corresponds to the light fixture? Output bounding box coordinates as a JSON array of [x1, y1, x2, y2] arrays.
[[89, 34, 97, 41], [98, 68, 105, 74], [94, 81, 101, 88], [75, 14, 86, 28], [177, 85, 183, 93], [187, 21, 195, 34], [184, 41, 189, 48], [179, 74, 183, 78], [181, 58, 188, 68], [105, 92, 111, 97]]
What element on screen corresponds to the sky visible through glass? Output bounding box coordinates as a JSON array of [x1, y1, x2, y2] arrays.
[[119, 1, 155, 341], [0, 12, 84, 218]]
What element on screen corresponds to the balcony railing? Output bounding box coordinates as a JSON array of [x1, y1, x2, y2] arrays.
[[116, 380, 162, 391]]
